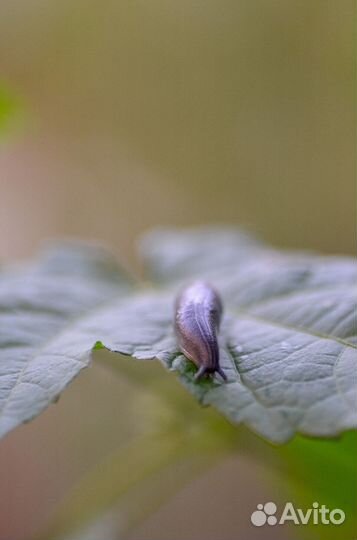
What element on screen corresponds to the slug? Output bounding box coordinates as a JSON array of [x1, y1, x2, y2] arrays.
[[174, 281, 227, 381]]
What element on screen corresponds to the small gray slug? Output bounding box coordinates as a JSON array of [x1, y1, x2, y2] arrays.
[[174, 281, 227, 381]]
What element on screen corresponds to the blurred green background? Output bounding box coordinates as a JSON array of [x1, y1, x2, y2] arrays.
[[0, 1, 355, 539]]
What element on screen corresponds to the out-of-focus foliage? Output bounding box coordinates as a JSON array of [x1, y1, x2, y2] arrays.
[[0, 84, 19, 136], [278, 431, 357, 540]]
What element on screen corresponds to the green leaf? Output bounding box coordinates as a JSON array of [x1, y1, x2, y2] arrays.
[[0, 84, 20, 136], [278, 431, 357, 540], [0, 229, 356, 443]]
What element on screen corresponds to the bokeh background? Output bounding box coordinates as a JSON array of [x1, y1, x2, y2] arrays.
[[0, 1, 355, 539]]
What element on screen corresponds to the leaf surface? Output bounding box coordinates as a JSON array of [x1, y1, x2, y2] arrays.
[[1, 230, 356, 442]]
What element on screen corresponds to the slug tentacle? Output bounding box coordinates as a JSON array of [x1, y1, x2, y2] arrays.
[[174, 281, 227, 382], [194, 365, 208, 381]]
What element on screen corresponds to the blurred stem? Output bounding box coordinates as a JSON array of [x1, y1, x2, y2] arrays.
[[39, 416, 229, 540]]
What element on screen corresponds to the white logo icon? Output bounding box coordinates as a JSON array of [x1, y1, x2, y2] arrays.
[[251, 502, 277, 526], [251, 501, 345, 527]]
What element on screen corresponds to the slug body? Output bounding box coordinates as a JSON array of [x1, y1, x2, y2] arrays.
[[174, 281, 227, 381]]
